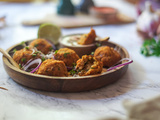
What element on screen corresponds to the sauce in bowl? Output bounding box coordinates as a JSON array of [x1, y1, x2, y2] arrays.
[[59, 34, 97, 57]]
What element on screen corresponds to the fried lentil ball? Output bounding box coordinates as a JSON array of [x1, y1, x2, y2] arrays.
[[29, 38, 53, 54], [94, 46, 121, 67], [78, 28, 96, 45], [75, 55, 103, 76], [54, 48, 79, 67], [13, 48, 41, 68], [36, 59, 68, 77]]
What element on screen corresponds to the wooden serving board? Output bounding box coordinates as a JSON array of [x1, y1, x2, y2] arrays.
[[22, 13, 135, 28]]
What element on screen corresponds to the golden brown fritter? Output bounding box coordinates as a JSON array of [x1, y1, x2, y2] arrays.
[[75, 55, 103, 76], [54, 48, 79, 67], [94, 46, 121, 67], [78, 28, 96, 45], [29, 38, 53, 54], [36, 59, 68, 77], [13, 48, 41, 68]]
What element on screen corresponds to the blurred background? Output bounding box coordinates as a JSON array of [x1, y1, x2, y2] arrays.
[[0, 0, 160, 52]]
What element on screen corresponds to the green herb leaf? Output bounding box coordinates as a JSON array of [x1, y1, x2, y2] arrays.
[[41, 57, 46, 62], [69, 68, 81, 76], [91, 52, 94, 55], [21, 58, 26, 62], [69, 69, 76, 75], [141, 38, 160, 57], [20, 41, 25, 45], [32, 54, 37, 57], [34, 51, 40, 54], [95, 43, 101, 47], [19, 64, 22, 68], [25, 46, 29, 50], [13, 48, 17, 53], [54, 50, 58, 54]]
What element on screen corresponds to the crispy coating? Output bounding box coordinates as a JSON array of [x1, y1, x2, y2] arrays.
[[37, 59, 68, 77], [13, 48, 41, 67], [54, 48, 79, 67], [76, 55, 103, 76], [94, 46, 121, 67], [78, 28, 96, 45], [29, 38, 53, 54]]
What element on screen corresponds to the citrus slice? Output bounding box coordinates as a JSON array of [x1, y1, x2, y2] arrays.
[[38, 23, 61, 45]]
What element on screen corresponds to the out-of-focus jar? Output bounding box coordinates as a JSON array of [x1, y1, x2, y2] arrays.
[[57, 0, 75, 15]]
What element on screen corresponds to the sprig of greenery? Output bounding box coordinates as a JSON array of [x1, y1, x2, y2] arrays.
[[141, 38, 160, 57]]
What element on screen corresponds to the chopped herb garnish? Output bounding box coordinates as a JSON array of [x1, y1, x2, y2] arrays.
[[20, 41, 25, 45], [69, 68, 81, 75], [32, 54, 36, 57], [19, 64, 22, 68], [64, 52, 70, 58], [91, 52, 94, 55], [91, 67, 95, 69], [141, 38, 160, 57], [34, 51, 39, 54], [69, 69, 76, 75], [21, 58, 26, 62], [54, 50, 58, 54], [95, 43, 101, 47], [13, 48, 17, 53], [25, 46, 29, 50], [41, 57, 46, 62], [20, 41, 27, 47]]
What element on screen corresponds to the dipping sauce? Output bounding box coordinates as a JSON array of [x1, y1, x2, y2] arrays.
[[62, 35, 81, 46], [60, 34, 96, 47], [59, 34, 97, 57]]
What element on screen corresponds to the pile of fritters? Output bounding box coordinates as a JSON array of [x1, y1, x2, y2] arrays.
[[13, 28, 121, 77]]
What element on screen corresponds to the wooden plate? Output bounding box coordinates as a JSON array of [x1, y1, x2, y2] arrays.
[[2, 40, 129, 92]]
